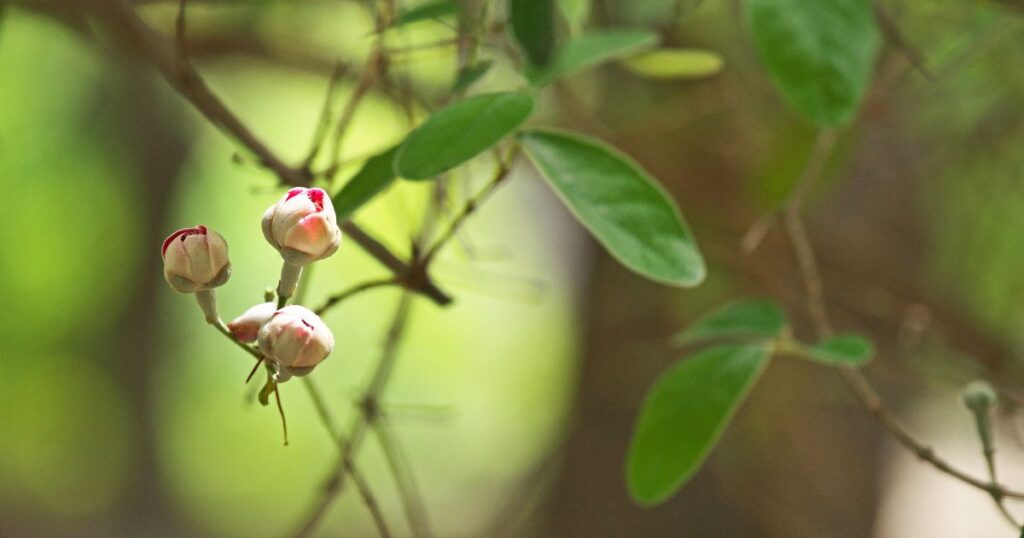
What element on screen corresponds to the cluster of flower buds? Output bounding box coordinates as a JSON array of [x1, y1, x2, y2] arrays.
[[227, 303, 334, 381], [161, 187, 342, 384]]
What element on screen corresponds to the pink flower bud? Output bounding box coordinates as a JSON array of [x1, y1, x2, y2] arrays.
[[161, 225, 231, 294], [257, 305, 334, 370], [262, 188, 341, 265], [227, 302, 276, 343]]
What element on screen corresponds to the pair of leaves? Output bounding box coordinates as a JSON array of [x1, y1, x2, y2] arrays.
[[336, 96, 707, 289], [674, 299, 873, 365], [746, 0, 880, 126], [334, 92, 534, 219], [629, 300, 873, 505]]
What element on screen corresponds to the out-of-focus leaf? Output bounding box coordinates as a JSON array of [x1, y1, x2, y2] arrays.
[[526, 30, 659, 86], [804, 334, 874, 366], [673, 300, 786, 346], [333, 146, 398, 221], [745, 0, 880, 126], [557, 0, 591, 34], [622, 49, 724, 79], [393, 0, 459, 27], [395, 92, 534, 180], [627, 344, 771, 505], [510, 0, 557, 66], [521, 129, 705, 287], [452, 60, 494, 95]]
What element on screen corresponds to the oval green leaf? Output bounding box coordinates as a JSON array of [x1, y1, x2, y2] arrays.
[[628, 344, 771, 505], [521, 129, 705, 287], [395, 92, 534, 180], [526, 30, 659, 86], [745, 0, 880, 126], [510, 0, 556, 67], [452, 60, 494, 95], [622, 49, 724, 79], [334, 146, 399, 221], [673, 299, 787, 346], [804, 333, 873, 366]]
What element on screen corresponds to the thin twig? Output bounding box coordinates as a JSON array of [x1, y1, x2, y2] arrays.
[[301, 62, 350, 171], [326, 54, 383, 179], [174, 0, 188, 60], [373, 419, 432, 538], [302, 378, 393, 538], [777, 129, 1024, 505], [90, 0, 452, 306], [315, 278, 398, 316], [742, 130, 837, 254], [291, 293, 415, 538], [423, 145, 520, 264]]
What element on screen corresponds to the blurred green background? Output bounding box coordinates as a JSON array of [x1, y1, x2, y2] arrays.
[[2, 0, 1024, 536]]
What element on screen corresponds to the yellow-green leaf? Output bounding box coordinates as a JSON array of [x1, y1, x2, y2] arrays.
[[622, 49, 724, 79]]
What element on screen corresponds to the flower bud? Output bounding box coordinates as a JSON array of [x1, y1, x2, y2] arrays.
[[227, 302, 276, 343], [262, 188, 341, 266], [962, 380, 998, 414], [258, 305, 334, 371], [161, 225, 231, 293]]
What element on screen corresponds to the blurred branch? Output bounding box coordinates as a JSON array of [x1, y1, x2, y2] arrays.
[[315, 277, 399, 316], [872, 1, 933, 81], [423, 145, 520, 264], [31, 0, 456, 306], [300, 62, 349, 172], [302, 378, 393, 538], [373, 419, 432, 538], [291, 292, 415, 538], [768, 128, 1024, 504]]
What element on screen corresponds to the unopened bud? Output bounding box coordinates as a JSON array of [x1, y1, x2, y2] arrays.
[[261, 188, 341, 266], [962, 380, 998, 414], [161, 225, 231, 293], [227, 302, 276, 343], [257, 305, 334, 373]]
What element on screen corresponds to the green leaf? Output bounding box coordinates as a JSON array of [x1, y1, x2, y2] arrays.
[[333, 146, 399, 221], [745, 0, 880, 126], [526, 30, 659, 86], [627, 344, 771, 505], [452, 60, 494, 95], [621, 49, 724, 79], [395, 92, 534, 180], [521, 129, 705, 287], [510, 0, 557, 67], [557, 0, 591, 34], [804, 333, 874, 366], [673, 300, 786, 346], [393, 0, 459, 27]]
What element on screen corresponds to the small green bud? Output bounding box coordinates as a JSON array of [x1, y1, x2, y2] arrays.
[[962, 380, 998, 413]]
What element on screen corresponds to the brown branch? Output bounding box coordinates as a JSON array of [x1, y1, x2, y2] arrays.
[[82, 0, 452, 306], [776, 129, 1024, 504], [315, 278, 399, 316]]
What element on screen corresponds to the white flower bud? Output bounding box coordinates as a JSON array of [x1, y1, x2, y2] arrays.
[[227, 302, 276, 343], [161, 225, 230, 294], [258, 305, 334, 370], [262, 188, 341, 266]]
